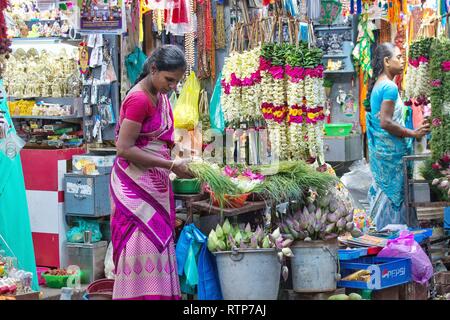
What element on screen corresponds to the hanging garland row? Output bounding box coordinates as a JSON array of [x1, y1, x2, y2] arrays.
[[404, 37, 433, 102], [220, 28, 327, 164]]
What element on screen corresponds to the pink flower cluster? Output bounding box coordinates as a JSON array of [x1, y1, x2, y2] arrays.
[[441, 61, 450, 72], [221, 70, 263, 94], [409, 56, 429, 68], [432, 117, 442, 127], [242, 168, 265, 181], [431, 79, 442, 87], [223, 166, 265, 181], [285, 65, 324, 82]]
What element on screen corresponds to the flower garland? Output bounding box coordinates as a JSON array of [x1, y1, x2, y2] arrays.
[[429, 36, 450, 162], [220, 42, 326, 163], [220, 47, 262, 124], [404, 38, 433, 103], [259, 44, 290, 161]]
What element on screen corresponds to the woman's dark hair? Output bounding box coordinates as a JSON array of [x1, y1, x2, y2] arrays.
[[133, 44, 187, 86], [365, 42, 396, 112]]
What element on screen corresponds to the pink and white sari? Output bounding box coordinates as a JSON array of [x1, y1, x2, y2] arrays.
[[110, 91, 181, 300]]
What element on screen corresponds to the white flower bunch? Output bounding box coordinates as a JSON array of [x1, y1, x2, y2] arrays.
[[222, 86, 241, 123], [405, 62, 431, 99], [287, 79, 305, 106], [261, 71, 275, 103], [404, 66, 417, 99], [416, 62, 431, 98], [288, 123, 303, 160], [268, 121, 290, 161], [272, 78, 286, 106], [304, 76, 324, 107], [222, 52, 239, 82]]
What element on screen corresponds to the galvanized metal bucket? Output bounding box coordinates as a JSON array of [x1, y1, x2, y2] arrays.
[[290, 239, 340, 293], [214, 248, 281, 300]]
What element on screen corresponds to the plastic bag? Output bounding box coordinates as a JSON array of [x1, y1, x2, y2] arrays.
[[66, 219, 102, 243], [104, 242, 115, 279], [209, 71, 225, 133], [378, 231, 433, 285], [169, 91, 177, 109], [341, 159, 373, 208], [173, 72, 201, 130]]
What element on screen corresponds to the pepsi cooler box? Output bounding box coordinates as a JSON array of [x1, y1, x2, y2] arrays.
[[337, 256, 412, 290]]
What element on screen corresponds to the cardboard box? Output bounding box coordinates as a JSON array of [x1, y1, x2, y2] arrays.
[[72, 154, 115, 175], [281, 288, 346, 300], [371, 286, 400, 300], [399, 282, 429, 300], [434, 272, 450, 295]]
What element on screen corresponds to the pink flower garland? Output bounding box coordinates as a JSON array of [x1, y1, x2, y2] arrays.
[[409, 56, 429, 68], [222, 57, 325, 92]]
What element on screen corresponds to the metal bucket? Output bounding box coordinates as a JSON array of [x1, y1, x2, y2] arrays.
[[290, 239, 339, 293], [214, 249, 281, 300]]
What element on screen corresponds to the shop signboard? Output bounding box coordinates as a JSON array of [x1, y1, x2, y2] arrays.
[[77, 0, 125, 34]]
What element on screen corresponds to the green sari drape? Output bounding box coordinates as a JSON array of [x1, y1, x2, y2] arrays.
[[0, 80, 39, 291]]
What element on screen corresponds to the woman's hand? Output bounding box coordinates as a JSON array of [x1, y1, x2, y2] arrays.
[[413, 120, 431, 139], [171, 158, 194, 179]]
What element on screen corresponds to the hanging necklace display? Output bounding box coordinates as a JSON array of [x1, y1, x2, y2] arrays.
[[78, 42, 90, 75], [0, 110, 9, 140]]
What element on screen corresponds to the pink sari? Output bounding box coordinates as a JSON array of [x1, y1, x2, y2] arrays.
[[110, 91, 181, 300]]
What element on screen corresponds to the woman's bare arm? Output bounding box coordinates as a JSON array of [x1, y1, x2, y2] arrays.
[[379, 101, 429, 139]]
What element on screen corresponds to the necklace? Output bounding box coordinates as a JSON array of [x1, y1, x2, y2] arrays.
[[138, 79, 159, 106]]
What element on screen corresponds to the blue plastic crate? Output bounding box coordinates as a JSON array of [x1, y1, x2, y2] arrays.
[[338, 249, 360, 261], [337, 256, 412, 290], [444, 207, 450, 230], [408, 228, 433, 243]]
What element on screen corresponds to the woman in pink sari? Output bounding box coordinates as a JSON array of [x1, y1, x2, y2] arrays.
[[110, 45, 191, 300]]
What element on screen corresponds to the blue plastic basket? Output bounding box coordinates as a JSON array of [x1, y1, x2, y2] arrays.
[[409, 228, 433, 243], [338, 249, 361, 261], [337, 256, 412, 290]]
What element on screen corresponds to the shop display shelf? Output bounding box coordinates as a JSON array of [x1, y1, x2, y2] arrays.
[[12, 115, 83, 120], [324, 70, 355, 74], [11, 37, 81, 44], [314, 25, 352, 31], [322, 54, 348, 58]]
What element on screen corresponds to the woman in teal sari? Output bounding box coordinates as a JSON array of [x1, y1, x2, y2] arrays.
[[0, 79, 39, 291], [366, 43, 430, 230]]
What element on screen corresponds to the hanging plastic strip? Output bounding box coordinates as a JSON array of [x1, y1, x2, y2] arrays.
[[0, 83, 26, 159]]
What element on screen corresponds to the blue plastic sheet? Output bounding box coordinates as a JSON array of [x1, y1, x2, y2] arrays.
[[210, 72, 225, 133]]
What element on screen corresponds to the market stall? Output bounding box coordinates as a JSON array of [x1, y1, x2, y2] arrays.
[[1, 0, 449, 301]]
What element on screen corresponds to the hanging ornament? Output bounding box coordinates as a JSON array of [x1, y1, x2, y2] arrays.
[[184, 0, 195, 74], [78, 42, 89, 75], [215, 3, 226, 49]]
